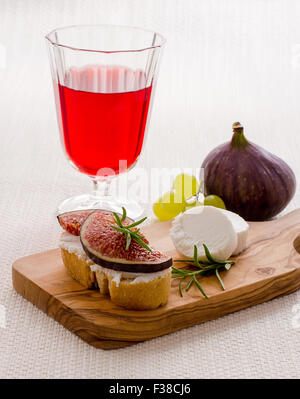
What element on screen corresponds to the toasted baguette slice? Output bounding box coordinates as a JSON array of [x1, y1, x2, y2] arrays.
[[59, 232, 171, 310], [61, 248, 97, 289], [94, 268, 171, 310]]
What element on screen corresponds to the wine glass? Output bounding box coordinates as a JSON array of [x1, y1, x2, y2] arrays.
[[45, 25, 165, 219]]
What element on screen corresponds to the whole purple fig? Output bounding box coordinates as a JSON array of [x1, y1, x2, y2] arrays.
[[201, 122, 296, 221]]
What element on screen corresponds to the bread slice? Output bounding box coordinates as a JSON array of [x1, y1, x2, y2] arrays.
[[93, 268, 171, 310], [59, 231, 171, 310], [61, 248, 97, 289]]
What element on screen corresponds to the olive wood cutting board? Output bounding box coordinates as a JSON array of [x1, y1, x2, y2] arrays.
[[12, 209, 300, 349]]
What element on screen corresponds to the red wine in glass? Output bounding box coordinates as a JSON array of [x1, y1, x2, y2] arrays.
[[58, 66, 152, 176], [46, 25, 165, 218]]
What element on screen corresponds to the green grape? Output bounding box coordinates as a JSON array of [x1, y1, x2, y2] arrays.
[[204, 195, 226, 209], [153, 200, 171, 221], [153, 191, 186, 221], [173, 174, 199, 201], [161, 191, 186, 213]]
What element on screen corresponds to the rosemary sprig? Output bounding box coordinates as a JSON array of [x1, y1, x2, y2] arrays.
[[110, 207, 152, 252], [172, 244, 235, 299]]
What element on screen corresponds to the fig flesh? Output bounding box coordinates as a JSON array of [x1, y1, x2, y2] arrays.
[[80, 211, 172, 273], [57, 209, 98, 236]]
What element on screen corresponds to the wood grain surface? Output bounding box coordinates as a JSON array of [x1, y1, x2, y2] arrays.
[[12, 209, 300, 349]]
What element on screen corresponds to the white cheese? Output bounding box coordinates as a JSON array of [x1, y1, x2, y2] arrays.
[[170, 206, 238, 261], [90, 264, 170, 287], [59, 231, 89, 261], [219, 209, 249, 255]]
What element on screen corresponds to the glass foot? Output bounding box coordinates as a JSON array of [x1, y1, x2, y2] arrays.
[[57, 193, 144, 220]]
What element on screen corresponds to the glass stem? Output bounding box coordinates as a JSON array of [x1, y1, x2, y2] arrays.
[[92, 178, 111, 197]]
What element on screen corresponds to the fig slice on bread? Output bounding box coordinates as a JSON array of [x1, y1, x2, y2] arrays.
[[80, 210, 172, 273], [57, 209, 131, 236], [57, 209, 97, 236]]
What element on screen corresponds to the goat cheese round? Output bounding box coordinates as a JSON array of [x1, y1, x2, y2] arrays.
[[219, 209, 249, 255], [170, 206, 238, 261]]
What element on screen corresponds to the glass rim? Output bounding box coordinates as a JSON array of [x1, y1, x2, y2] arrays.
[[45, 24, 166, 54]]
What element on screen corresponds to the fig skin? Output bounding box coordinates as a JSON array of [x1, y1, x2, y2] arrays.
[[82, 245, 172, 273], [201, 123, 296, 221]]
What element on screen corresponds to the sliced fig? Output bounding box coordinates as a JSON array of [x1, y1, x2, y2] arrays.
[[80, 211, 172, 273], [57, 209, 98, 236]]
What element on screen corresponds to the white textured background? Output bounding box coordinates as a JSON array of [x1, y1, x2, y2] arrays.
[[1, 0, 300, 379]]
